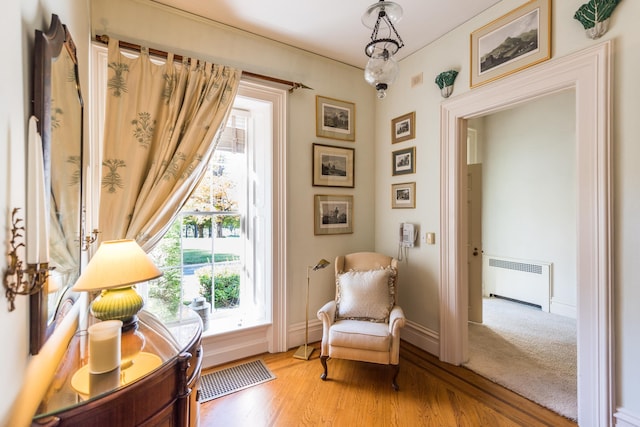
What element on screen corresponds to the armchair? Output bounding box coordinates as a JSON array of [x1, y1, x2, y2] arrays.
[[317, 252, 406, 390]]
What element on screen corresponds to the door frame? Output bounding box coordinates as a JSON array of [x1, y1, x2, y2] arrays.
[[439, 42, 612, 426]]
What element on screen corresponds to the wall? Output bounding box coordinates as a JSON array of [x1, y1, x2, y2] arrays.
[[376, 0, 640, 422], [0, 1, 90, 425], [479, 90, 577, 314]]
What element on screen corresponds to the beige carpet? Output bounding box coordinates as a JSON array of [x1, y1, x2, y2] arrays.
[[464, 297, 577, 420]]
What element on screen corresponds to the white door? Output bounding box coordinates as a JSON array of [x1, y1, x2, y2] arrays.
[[467, 163, 483, 323]]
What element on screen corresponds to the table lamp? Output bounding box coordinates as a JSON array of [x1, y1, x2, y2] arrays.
[[293, 258, 330, 360], [72, 239, 162, 330]]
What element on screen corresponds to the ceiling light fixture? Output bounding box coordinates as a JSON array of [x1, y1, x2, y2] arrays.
[[362, 0, 405, 99]]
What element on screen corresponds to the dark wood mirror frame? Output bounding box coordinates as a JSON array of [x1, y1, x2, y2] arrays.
[[31, 14, 84, 354]]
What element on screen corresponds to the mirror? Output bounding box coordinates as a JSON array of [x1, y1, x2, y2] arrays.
[[31, 14, 83, 354]]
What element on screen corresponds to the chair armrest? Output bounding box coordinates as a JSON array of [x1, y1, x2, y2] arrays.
[[389, 305, 406, 335], [317, 300, 337, 326]]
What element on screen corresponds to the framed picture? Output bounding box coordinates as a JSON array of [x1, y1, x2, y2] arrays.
[[314, 194, 353, 235], [316, 95, 356, 141], [391, 182, 416, 209], [470, 0, 550, 88], [391, 112, 415, 144], [392, 146, 415, 176], [312, 143, 355, 188]]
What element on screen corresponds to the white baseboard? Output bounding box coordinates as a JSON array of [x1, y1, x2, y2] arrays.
[[288, 319, 323, 349], [401, 320, 440, 357], [615, 408, 640, 427], [550, 298, 577, 319], [201, 318, 440, 370], [201, 324, 271, 368]]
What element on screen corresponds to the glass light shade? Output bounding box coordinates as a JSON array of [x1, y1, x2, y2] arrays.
[[362, 1, 403, 28], [364, 54, 399, 99]]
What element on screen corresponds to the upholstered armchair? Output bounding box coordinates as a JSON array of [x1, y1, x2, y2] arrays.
[[317, 252, 406, 390]]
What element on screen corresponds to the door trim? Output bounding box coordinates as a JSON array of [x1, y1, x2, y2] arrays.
[[439, 42, 612, 426]]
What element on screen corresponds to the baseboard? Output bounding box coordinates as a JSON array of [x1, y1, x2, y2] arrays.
[[401, 320, 440, 357], [615, 408, 640, 427], [550, 298, 577, 319], [288, 319, 323, 349], [201, 324, 271, 368]]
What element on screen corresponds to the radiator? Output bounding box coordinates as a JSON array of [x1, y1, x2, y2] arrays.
[[483, 255, 551, 312]]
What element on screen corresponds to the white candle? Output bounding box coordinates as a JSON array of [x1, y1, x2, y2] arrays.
[[37, 120, 49, 264], [88, 320, 122, 374], [26, 116, 40, 264]]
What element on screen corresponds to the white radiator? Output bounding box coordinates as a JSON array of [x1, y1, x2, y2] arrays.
[[483, 255, 551, 312]]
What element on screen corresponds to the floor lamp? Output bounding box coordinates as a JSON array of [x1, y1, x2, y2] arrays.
[[293, 258, 330, 360]]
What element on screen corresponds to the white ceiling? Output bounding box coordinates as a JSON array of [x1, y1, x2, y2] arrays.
[[151, 0, 502, 69]]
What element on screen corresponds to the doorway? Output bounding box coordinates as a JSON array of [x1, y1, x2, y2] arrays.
[[438, 42, 612, 426]]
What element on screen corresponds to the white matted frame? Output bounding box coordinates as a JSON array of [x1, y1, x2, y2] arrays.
[[391, 182, 416, 209], [314, 194, 353, 235], [470, 0, 551, 88], [316, 95, 355, 141], [312, 143, 355, 188], [440, 42, 612, 425]]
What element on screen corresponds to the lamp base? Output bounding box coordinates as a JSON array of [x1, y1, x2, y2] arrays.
[[293, 344, 314, 360]]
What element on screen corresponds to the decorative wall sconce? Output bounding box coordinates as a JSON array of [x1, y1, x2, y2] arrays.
[[435, 70, 459, 98], [574, 0, 621, 39], [2, 208, 51, 311], [81, 229, 101, 252]]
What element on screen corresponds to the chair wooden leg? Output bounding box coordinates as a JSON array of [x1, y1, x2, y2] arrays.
[[320, 356, 329, 381], [391, 364, 400, 391]]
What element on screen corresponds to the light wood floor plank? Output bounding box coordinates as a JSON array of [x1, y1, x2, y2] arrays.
[[200, 341, 577, 426]]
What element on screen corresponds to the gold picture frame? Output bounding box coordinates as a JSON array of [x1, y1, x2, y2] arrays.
[[314, 194, 353, 235], [391, 182, 416, 209], [391, 112, 415, 144], [312, 143, 355, 188], [470, 0, 551, 88], [316, 95, 356, 141]]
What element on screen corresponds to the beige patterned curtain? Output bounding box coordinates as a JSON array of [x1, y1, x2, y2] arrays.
[[99, 38, 241, 251]]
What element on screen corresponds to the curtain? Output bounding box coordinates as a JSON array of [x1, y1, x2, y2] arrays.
[[99, 38, 241, 251]]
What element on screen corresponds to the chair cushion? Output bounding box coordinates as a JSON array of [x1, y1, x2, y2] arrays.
[[329, 320, 391, 352], [336, 267, 395, 322]]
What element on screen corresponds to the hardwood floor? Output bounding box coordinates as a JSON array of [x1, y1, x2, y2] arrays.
[[199, 341, 577, 426]]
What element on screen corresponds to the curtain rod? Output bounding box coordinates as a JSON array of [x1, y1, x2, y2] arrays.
[[94, 34, 312, 92]]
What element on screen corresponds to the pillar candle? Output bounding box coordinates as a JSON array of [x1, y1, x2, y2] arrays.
[[88, 320, 122, 374], [26, 116, 41, 264]]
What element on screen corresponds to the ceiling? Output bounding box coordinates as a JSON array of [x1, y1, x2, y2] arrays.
[[151, 0, 502, 69]]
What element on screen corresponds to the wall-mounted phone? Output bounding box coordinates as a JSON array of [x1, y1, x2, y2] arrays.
[[400, 223, 417, 248], [398, 223, 418, 261]]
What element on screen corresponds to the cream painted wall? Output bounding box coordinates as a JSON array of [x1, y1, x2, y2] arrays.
[[90, 0, 377, 341], [480, 90, 577, 312], [0, 1, 90, 425], [376, 0, 640, 420]]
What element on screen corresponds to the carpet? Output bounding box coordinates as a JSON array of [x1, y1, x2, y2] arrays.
[[464, 297, 577, 420], [199, 359, 276, 402]]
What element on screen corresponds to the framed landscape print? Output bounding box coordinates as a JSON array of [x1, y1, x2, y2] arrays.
[[312, 143, 355, 188], [392, 146, 415, 176], [314, 194, 353, 235], [391, 182, 416, 209], [470, 0, 550, 88], [316, 95, 356, 141], [391, 112, 415, 144]]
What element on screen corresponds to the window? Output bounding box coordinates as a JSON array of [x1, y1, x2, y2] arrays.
[[92, 42, 287, 354], [145, 101, 273, 335]]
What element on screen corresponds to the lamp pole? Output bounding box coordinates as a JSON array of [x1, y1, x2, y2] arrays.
[[293, 259, 329, 360]]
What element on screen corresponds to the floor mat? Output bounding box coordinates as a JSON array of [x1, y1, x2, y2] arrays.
[[199, 359, 276, 402]]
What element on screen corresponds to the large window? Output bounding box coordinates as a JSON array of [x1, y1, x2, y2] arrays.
[[145, 100, 273, 334]]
